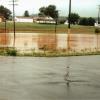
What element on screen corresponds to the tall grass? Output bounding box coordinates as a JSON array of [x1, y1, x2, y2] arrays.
[[6, 48, 17, 56]]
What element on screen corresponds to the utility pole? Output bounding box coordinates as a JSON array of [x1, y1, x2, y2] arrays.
[[65, 0, 72, 86], [9, 0, 18, 47], [13, 0, 15, 47], [54, 18, 57, 51], [54, 10, 59, 51], [68, 0, 71, 29], [98, 5, 100, 24], [96, 5, 100, 51], [4, 18, 7, 48], [67, 0, 71, 50], [4, 18, 7, 34]]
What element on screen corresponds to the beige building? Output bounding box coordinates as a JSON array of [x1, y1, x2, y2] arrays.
[[34, 16, 56, 24], [0, 16, 4, 22]]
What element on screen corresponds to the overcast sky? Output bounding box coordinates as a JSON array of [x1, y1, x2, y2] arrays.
[[0, 0, 100, 17]]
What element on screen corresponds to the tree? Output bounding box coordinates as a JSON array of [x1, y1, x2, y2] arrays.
[[0, 5, 11, 19], [79, 18, 88, 25], [24, 10, 29, 17], [38, 5, 59, 20], [87, 17, 95, 26], [79, 17, 95, 26], [46, 5, 58, 20], [38, 7, 46, 17], [68, 13, 80, 24]]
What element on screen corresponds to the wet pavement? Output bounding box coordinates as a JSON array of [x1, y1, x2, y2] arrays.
[[0, 55, 100, 100]]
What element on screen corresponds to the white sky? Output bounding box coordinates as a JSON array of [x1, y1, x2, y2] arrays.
[[0, 0, 100, 17]]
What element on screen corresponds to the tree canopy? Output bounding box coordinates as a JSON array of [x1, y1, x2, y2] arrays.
[[0, 5, 12, 19], [38, 5, 59, 20], [79, 17, 95, 26], [87, 17, 95, 26], [68, 13, 80, 24], [24, 10, 30, 17]]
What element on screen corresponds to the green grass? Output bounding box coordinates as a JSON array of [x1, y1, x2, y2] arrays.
[[0, 22, 96, 34], [0, 47, 100, 57], [0, 22, 58, 31]]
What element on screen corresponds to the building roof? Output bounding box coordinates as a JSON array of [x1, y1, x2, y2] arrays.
[[16, 16, 33, 19], [35, 16, 54, 21]]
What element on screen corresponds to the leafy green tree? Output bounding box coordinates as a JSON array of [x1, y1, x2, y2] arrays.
[[0, 5, 11, 19], [24, 10, 29, 17], [79, 17, 95, 26], [68, 13, 80, 24], [87, 17, 95, 26], [38, 7, 46, 17], [39, 7, 46, 14], [38, 5, 59, 20], [46, 5, 58, 19], [79, 18, 88, 25]]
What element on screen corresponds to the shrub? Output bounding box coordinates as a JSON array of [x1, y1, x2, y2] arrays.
[[0, 49, 6, 55], [95, 28, 100, 33], [6, 48, 17, 56], [79, 17, 95, 26], [58, 19, 66, 24]]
